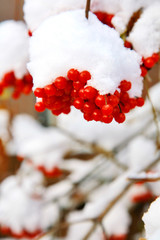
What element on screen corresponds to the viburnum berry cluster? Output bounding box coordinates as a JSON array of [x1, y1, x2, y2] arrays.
[[34, 68, 144, 124], [0, 71, 33, 99]]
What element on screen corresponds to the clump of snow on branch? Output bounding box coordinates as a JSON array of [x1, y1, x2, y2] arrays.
[[112, 0, 159, 34], [128, 2, 160, 57], [0, 110, 10, 143], [143, 197, 160, 240], [0, 173, 59, 234], [28, 10, 142, 97], [0, 20, 29, 80], [12, 114, 72, 170]]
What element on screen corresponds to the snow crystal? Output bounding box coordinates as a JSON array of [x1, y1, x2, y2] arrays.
[[128, 2, 160, 57], [143, 197, 160, 239], [0, 20, 29, 80], [28, 10, 142, 97]]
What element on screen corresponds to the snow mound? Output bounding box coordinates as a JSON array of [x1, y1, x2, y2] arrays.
[[28, 10, 142, 97], [143, 197, 160, 240], [0, 20, 29, 80], [128, 2, 160, 57]]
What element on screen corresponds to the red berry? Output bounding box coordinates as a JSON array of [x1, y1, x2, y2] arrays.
[[104, 13, 114, 27], [120, 92, 129, 102], [79, 71, 91, 83], [94, 11, 105, 22], [71, 89, 79, 98], [73, 81, 84, 90], [24, 73, 33, 84], [92, 109, 102, 121], [140, 66, 148, 77], [112, 106, 120, 117], [2, 71, 15, 86], [152, 53, 159, 63], [120, 103, 130, 113], [102, 114, 113, 123], [12, 91, 20, 99], [108, 95, 119, 107], [62, 106, 71, 114], [51, 109, 62, 116], [114, 112, 126, 123], [129, 98, 137, 109], [84, 86, 98, 99], [143, 57, 155, 68], [119, 80, 131, 92], [136, 97, 144, 107], [83, 102, 95, 113], [73, 98, 84, 109], [67, 69, 79, 81], [124, 40, 132, 49], [64, 81, 73, 95], [22, 84, 32, 95], [55, 89, 64, 96], [28, 30, 32, 37], [102, 104, 113, 115], [79, 88, 86, 99], [34, 88, 45, 98], [35, 102, 46, 112], [95, 95, 106, 108], [54, 77, 67, 89], [110, 234, 127, 240], [44, 84, 56, 96], [114, 90, 120, 98], [83, 113, 93, 121]]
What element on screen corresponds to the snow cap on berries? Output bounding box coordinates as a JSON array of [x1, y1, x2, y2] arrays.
[[143, 197, 160, 240], [127, 2, 160, 57], [0, 20, 29, 81], [28, 10, 142, 97]]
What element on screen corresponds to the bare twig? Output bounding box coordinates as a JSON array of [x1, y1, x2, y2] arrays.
[[85, 0, 91, 19]]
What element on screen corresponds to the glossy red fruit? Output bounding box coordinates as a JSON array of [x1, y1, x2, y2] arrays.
[[140, 66, 148, 77], [131, 191, 153, 203], [51, 109, 62, 116], [102, 104, 113, 115], [120, 103, 130, 113], [64, 81, 73, 95], [119, 80, 131, 92], [28, 30, 32, 37], [67, 69, 79, 81], [102, 114, 113, 123], [120, 92, 129, 102], [84, 86, 98, 99], [104, 14, 114, 27], [94, 11, 105, 22], [71, 89, 79, 98], [73, 81, 84, 90], [54, 77, 67, 89], [129, 98, 137, 109], [63, 106, 71, 114], [83, 102, 95, 113], [152, 53, 159, 63], [35, 102, 46, 112], [114, 112, 125, 123], [78, 88, 86, 99], [136, 97, 144, 107], [108, 95, 119, 107], [83, 113, 93, 121], [73, 98, 84, 109], [12, 91, 20, 99], [24, 73, 33, 84], [95, 95, 106, 108], [92, 109, 102, 121], [124, 40, 132, 49], [143, 57, 155, 68], [110, 234, 127, 240], [44, 84, 56, 96], [34, 88, 45, 98], [79, 71, 91, 83]]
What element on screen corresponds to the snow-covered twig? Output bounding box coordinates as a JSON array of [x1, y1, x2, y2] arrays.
[[85, 0, 91, 19]]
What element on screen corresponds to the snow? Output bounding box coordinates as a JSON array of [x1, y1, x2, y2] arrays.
[[0, 110, 10, 143], [28, 10, 142, 97], [0, 174, 59, 234], [128, 2, 160, 57], [12, 114, 72, 170], [112, 0, 160, 34], [143, 197, 160, 240], [0, 20, 29, 80]]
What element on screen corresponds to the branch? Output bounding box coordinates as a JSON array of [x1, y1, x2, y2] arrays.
[[85, 0, 91, 19]]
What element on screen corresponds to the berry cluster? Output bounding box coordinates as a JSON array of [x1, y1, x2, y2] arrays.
[[0, 71, 33, 99], [37, 165, 62, 178], [94, 12, 114, 28], [34, 69, 144, 124], [0, 225, 41, 239]]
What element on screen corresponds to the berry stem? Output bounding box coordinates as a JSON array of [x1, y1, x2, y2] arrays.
[[85, 0, 91, 19]]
